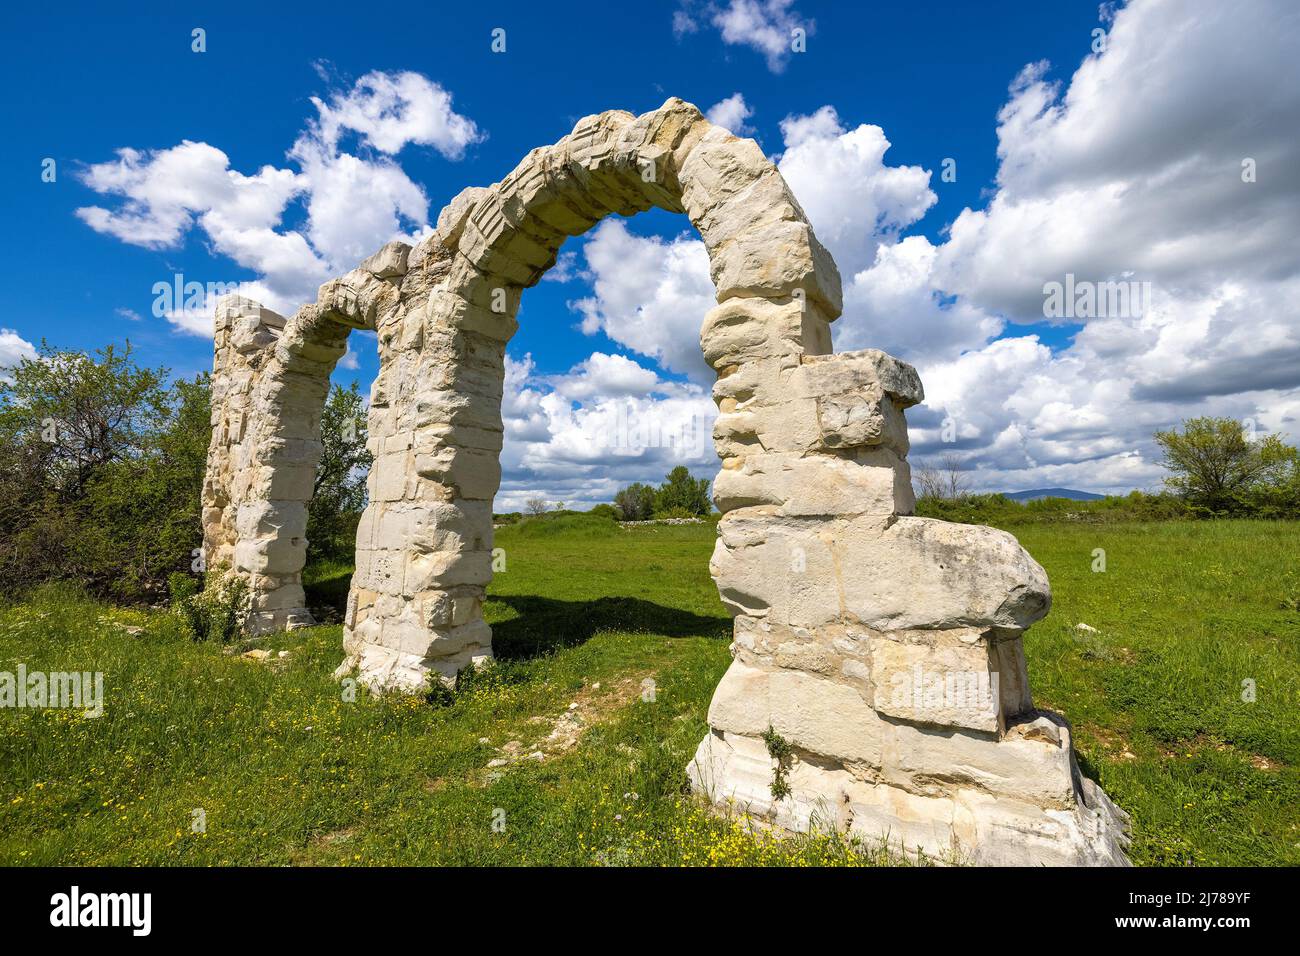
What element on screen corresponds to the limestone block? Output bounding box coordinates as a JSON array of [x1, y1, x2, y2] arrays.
[[417, 422, 504, 454], [699, 296, 831, 370], [436, 186, 490, 250], [794, 349, 925, 408], [416, 618, 493, 661], [353, 547, 404, 596], [443, 254, 525, 316], [615, 98, 708, 176], [815, 388, 910, 453], [249, 582, 307, 613], [692, 169, 811, 264], [361, 240, 411, 279], [881, 710, 1082, 811], [993, 634, 1034, 717], [419, 587, 482, 629], [427, 288, 519, 343], [412, 442, 502, 501], [686, 729, 777, 809], [249, 461, 315, 502], [368, 451, 413, 503], [834, 516, 1052, 631], [712, 397, 822, 456], [511, 151, 612, 235], [565, 110, 634, 167], [867, 628, 1003, 733], [678, 126, 770, 219], [710, 355, 801, 410], [234, 500, 306, 540], [710, 510, 840, 626], [317, 268, 399, 330], [711, 449, 912, 517], [372, 499, 491, 555], [708, 217, 842, 316], [959, 785, 1131, 866], [254, 437, 324, 470], [707, 658, 885, 766], [233, 533, 305, 576], [497, 147, 558, 215], [728, 617, 872, 687], [403, 549, 494, 594]]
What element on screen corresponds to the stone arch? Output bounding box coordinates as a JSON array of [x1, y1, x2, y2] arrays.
[[203, 98, 1130, 865], [202, 243, 405, 633], [338, 98, 854, 687]]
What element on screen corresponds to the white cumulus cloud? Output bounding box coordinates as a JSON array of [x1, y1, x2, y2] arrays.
[[706, 93, 755, 135], [75, 71, 480, 333]]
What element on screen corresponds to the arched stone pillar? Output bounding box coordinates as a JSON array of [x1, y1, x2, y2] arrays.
[[204, 98, 1130, 865], [336, 100, 848, 687], [203, 244, 406, 632]]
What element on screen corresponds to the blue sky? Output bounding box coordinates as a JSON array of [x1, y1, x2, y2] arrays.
[[4, 0, 1297, 506], [4, 1, 1096, 380]]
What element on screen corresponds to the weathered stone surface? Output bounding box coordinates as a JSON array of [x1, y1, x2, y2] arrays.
[[867, 627, 1005, 733], [711, 449, 914, 516], [838, 516, 1052, 631], [203, 97, 1128, 866], [687, 727, 1131, 865]]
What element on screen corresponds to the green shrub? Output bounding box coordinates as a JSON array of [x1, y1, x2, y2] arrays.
[[170, 571, 248, 643], [0, 342, 209, 604], [914, 490, 1193, 526], [761, 725, 793, 801], [306, 382, 372, 561], [652, 506, 700, 520]]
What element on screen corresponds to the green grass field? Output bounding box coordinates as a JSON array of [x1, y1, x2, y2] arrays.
[[1, 517, 1297, 865]]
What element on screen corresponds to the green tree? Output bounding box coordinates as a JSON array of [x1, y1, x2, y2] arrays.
[[653, 466, 712, 517], [1154, 417, 1297, 514], [0, 342, 209, 601], [613, 482, 656, 521], [0, 342, 169, 500], [307, 382, 373, 560]]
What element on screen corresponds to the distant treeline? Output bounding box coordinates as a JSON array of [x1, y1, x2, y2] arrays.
[[916, 491, 1198, 525]]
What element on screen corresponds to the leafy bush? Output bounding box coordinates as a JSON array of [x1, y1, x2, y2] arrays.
[[913, 490, 1202, 526], [654, 466, 712, 516], [1155, 417, 1298, 516], [169, 570, 248, 643], [652, 505, 701, 520], [0, 342, 209, 603], [613, 482, 656, 520]]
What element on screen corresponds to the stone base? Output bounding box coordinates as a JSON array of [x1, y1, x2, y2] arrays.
[[687, 727, 1131, 866], [333, 643, 493, 693], [248, 606, 315, 635]]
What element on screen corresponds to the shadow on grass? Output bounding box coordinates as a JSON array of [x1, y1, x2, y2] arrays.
[[303, 568, 352, 619], [489, 594, 731, 661], [302, 568, 731, 662]]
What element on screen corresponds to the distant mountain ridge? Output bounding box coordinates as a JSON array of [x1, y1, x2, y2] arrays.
[[1001, 488, 1105, 502]]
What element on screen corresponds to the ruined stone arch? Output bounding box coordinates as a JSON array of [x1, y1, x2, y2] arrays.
[[203, 98, 1130, 865]]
